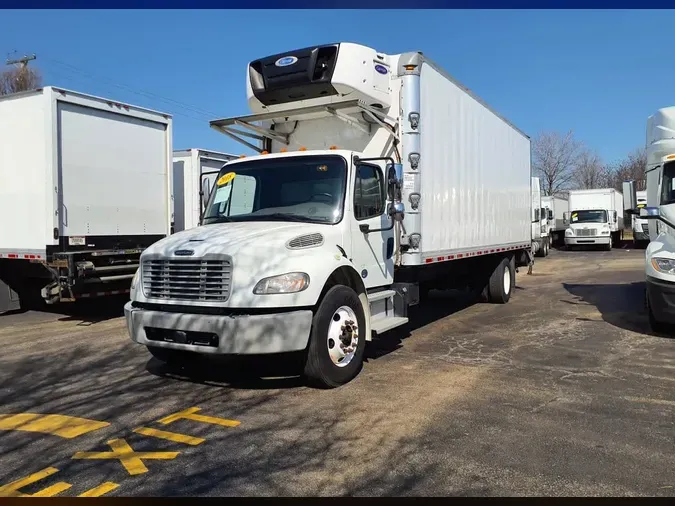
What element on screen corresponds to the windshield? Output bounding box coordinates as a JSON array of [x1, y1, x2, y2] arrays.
[[661, 161, 675, 205], [570, 209, 608, 224], [202, 155, 347, 226]]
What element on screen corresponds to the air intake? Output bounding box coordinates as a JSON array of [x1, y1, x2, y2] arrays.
[[287, 233, 324, 250]]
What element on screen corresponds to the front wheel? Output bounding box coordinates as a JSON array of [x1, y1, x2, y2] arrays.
[[647, 295, 672, 335], [304, 285, 367, 388]]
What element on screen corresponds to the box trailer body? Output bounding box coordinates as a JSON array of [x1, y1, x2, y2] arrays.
[[564, 188, 623, 250], [124, 42, 533, 387], [0, 87, 172, 311], [172, 149, 237, 233], [542, 195, 568, 245]]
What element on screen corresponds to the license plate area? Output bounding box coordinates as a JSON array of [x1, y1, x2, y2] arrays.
[[144, 327, 219, 347]]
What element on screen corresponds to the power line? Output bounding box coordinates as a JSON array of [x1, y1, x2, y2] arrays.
[[41, 55, 219, 119]]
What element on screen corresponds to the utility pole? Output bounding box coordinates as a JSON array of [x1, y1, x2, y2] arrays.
[[6, 53, 36, 69]]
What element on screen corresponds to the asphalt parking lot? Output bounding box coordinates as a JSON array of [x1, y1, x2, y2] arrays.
[[0, 246, 673, 497]]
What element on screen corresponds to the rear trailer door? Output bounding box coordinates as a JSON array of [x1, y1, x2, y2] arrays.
[[56, 101, 169, 242]]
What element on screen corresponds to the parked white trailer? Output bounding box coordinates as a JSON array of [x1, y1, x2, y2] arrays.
[[124, 42, 534, 387], [0, 87, 172, 312], [631, 190, 649, 246], [564, 188, 624, 250], [531, 177, 550, 257], [172, 149, 237, 233], [542, 195, 568, 245]]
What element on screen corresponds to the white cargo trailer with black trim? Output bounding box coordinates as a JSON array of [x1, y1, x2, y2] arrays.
[[124, 42, 533, 387], [0, 87, 172, 311], [172, 148, 237, 233]]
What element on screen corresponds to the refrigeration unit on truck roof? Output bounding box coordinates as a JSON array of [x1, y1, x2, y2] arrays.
[[124, 42, 533, 389], [0, 86, 172, 310]]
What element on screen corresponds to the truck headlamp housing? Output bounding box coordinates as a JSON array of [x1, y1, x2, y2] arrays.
[[253, 272, 310, 295], [565, 228, 574, 236], [130, 268, 140, 291], [651, 257, 675, 275]]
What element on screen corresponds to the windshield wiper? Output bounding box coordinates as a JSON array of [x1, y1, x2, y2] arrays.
[[245, 213, 328, 223]]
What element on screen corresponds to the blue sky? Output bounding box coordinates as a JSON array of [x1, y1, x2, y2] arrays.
[[1, 9, 672, 163]]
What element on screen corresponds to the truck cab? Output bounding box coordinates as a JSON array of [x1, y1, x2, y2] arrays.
[[564, 189, 623, 251], [631, 190, 649, 247], [531, 177, 550, 257], [625, 106, 675, 332]]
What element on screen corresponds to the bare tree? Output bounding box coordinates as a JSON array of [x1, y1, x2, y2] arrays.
[[0, 66, 42, 96], [573, 148, 609, 189], [606, 147, 647, 191], [532, 130, 586, 196]]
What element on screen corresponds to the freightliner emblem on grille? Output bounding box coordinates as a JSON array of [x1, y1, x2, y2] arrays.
[[174, 249, 195, 256]]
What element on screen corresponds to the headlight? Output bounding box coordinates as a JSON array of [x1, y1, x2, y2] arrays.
[[253, 272, 310, 295], [565, 228, 574, 236], [130, 268, 140, 290], [651, 257, 675, 275]]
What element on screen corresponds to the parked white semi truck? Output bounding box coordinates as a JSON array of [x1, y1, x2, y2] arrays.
[[172, 149, 237, 233], [0, 87, 172, 312], [564, 188, 624, 250], [124, 42, 534, 387], [531, 177, 550, 257], [631, 190, 649, 247], [624, 106, 675, 332], [542, 195, 568, 246]]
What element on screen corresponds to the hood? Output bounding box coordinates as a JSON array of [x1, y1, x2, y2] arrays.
[[143, 221, 333, 258]]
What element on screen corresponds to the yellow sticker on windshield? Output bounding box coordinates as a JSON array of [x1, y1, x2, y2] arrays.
[[217, 172, 236, 186], [571, 212, 578, 219]]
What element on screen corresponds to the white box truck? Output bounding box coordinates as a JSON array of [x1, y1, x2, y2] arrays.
[[531, 177, 551, 257], [0, 87, 172, 312], [124, 42, 534, 387], [564, 188, 624, 250], [542, 195, 568, 246], [623, 107, 675, 332], [172, 149, 237, 233], [631, 189, 649, 247]]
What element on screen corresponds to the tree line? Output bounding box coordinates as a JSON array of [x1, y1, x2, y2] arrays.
[[0, 63, 648, 196], [533, 131, 646, 197]]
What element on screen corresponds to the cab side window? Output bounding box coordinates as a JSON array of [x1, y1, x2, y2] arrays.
[[354, 164, 385, 220]]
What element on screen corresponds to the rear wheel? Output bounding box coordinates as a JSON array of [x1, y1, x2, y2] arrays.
[[488, 256, 515, 304], [304, 285, 367, 388]]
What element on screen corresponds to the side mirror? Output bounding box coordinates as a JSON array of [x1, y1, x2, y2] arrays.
[[385, 162, 404, 201], [613, 210, 618, 223], [548, 210, 553, 220], [563, 211, 569, 224], [389, 201, 405, 222], [201, 178, 211, 210]]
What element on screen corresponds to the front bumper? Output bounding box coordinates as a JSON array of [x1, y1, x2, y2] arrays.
[[124, 301, 314, 355], [565, 236, 610, 246], [646, 276, 675, 324]]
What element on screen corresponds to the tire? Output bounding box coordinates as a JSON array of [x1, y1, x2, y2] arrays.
[[304, 285, 367, 388], [647, 295, 672, 335], [487, 256, 515, 304]]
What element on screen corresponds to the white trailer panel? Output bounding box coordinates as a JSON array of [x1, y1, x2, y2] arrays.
[[0, 87, 172, 255], [172, 149, 237, 232], [418, 63, 531, 257]]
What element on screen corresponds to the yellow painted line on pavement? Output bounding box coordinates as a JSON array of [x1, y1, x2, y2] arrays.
[[133, 427, 205, 446], [72, 438, 179, 476], [158, 407, 240, 428], [78, 482, 120, 497], [0, 467, 71, 497], [0, 413, 109, 439]]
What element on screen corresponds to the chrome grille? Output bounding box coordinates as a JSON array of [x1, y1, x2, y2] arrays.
[[142, 258, 232, 302], [576, 228, 597, 237]]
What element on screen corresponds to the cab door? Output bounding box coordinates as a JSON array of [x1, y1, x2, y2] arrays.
[[349, 163, 395, 289]]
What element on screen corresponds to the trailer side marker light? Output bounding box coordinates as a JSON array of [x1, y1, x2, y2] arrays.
[[299, 147, 307, 151]]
